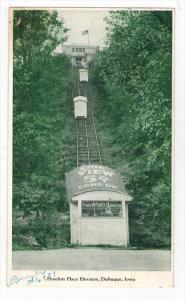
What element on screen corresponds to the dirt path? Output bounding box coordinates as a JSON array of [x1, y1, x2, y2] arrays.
[[12, 248, 171, 271]]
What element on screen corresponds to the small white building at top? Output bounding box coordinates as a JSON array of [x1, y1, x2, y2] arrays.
[[55, 44, 99, 66]]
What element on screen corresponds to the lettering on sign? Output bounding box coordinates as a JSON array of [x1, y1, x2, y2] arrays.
[[66, 165, 126, 196], [81, 201, 122, 217], [77, 165, 117, 189]]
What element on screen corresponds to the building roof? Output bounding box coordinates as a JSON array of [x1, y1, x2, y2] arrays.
[[65, 165, 131, 200], [63, 43, 98, 48]]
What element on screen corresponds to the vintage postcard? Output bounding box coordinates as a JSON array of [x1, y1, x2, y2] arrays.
[[1, 1, 184, 293]]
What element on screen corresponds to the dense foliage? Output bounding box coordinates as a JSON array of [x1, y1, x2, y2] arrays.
[[13, 11, 75, 249], [91, 11, 172, 247], [13, 10, 172, 250]]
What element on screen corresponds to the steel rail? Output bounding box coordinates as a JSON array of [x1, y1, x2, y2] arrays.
[[88, 85, 102, 165], [76, 120, 79, 167], [81, 82, 102, 165], [73, 67, 102, 166], [84, 120, 91, 165], [76, 118, 90, 167]]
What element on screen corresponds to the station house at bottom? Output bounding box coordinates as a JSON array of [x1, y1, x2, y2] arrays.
[[66, 165, 132, 246]]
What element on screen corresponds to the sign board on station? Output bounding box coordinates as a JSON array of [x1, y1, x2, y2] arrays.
[[65, 165, 128, 197]]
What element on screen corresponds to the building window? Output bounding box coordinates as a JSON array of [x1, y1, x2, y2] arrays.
[[78, 48, 85, 53], [81, 201, 122, 217], [72, 48, 75, 52]]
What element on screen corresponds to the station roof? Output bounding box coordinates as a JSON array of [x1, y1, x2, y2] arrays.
[[65, 165, 130, 200]]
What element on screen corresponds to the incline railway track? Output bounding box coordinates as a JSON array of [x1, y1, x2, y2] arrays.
[[72, 67, 102, 167]]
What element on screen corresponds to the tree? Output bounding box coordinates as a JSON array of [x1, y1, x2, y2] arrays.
[[91, 11, 172, 247], [13, 10, 75, 249]]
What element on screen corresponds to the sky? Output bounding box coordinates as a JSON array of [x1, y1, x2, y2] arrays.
[[57, 9, 109, 47]]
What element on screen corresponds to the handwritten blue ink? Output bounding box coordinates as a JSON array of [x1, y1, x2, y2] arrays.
[[9, 275, 22, 285], [9, 271, 57, 286]]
